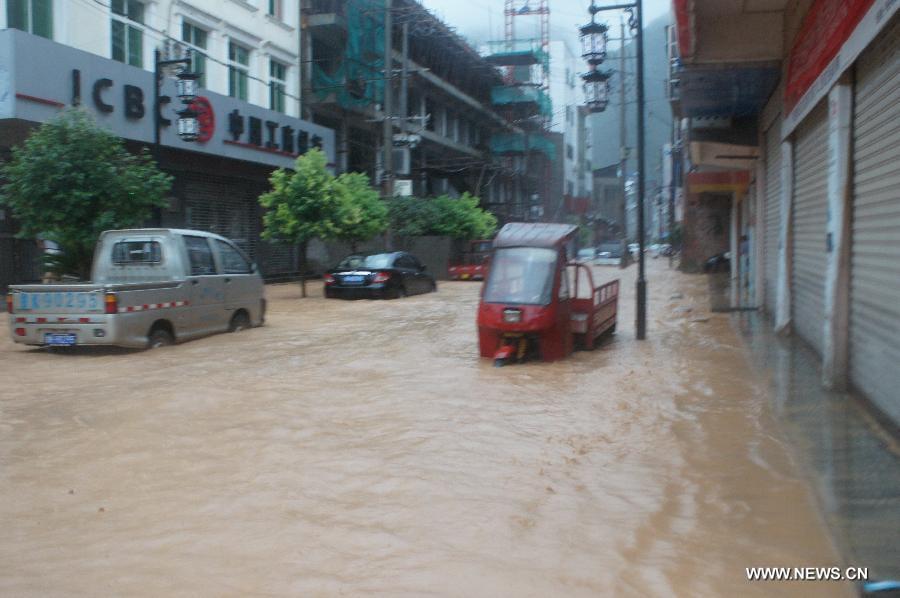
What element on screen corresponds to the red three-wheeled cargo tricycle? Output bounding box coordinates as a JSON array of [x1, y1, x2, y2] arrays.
[[477, 223, 619, 366]]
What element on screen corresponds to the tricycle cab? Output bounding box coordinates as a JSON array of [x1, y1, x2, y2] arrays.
[[477, 223, 618, 365]]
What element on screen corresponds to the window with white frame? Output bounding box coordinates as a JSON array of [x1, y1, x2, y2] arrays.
[[228, 42, 250, 101], [182, 22, 209, 88], [269, 59, 287, 112], [7, 0, 52, 39], [111, 0, 144, 67], [267, 0, 284, 20]]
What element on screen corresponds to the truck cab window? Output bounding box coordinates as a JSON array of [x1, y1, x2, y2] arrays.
[[215, 240, 252, 274], [184, 236, 216, 275], [112, 241, 161, 264]]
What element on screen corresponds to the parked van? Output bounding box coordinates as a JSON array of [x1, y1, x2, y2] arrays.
[[6, 229, 265, 349]]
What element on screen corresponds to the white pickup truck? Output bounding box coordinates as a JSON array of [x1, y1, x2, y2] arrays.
[[6, 229, 265, 349]]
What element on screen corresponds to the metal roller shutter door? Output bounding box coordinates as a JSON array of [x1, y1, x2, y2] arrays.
[[182, 174, 260, 260], [791, 101, 829, 356], [850, 16, 900, 424], [764, 118, 782, 314]]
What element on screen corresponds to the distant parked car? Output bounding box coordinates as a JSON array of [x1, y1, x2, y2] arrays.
[[324, 252, 436, 299], [595, 242, 623, 266], [576, 248, 597, 264]]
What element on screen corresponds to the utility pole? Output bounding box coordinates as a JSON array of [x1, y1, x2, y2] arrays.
[[618, 17, 628, 267], [580, 0, 647, 339], [382, 0, 394, 200], [635, 0, 647, 339], [400, 21, 409, 134]]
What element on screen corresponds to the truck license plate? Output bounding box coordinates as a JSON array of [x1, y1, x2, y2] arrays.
[[44, 333, 76, 346]]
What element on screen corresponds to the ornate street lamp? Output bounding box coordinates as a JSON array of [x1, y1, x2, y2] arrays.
[[582, 67, 611, 113], [176, 105, 200, 142], [579, 5, 608, 65], [175, 70, 200, 104], [154, 49, 202, 144]]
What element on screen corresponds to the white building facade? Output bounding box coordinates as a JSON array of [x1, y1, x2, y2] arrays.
[[548, 40, 592, 217], [2, 0, 302, 117]]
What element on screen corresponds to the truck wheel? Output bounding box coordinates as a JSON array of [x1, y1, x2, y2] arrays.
[[148, 328, 174, 349], [229, 311, 251, 332]]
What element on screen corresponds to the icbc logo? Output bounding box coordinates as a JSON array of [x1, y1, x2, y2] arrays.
[[189, 97, 215, 143]]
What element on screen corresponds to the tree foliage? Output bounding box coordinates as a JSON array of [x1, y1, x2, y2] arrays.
[[258, 149, 388, 295], [259, 149, 343, 246], [389, 193, 497, 240], [0, 109, 173, 278], [333, 171, 389, 251]]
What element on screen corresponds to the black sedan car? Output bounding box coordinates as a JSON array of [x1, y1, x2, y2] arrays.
[[324, 252, 437, 299]]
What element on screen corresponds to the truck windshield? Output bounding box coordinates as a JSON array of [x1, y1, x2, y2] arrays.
[[483, 247, 557, 305]]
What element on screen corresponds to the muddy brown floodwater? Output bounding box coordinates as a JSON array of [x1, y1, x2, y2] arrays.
[[0, 261, 852, 597]]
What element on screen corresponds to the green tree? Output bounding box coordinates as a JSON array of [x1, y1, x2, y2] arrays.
[[430, 193, 497, 239], [388, 193, 497, 240], [259, 149, 342, 297], [332, 171, 388, 252], [0, 109, 173, 279]]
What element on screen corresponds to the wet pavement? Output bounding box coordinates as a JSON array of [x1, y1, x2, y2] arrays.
[[735, 311, 900, 585], [0, 261, 860, 596]]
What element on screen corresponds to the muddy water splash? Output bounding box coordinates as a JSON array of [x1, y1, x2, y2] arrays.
[[0, 262, 850, 596]]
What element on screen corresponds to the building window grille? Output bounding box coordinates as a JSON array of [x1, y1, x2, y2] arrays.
[[111, 0, 144, 67], [7, 0, 52, 39], [269, 60, 287, 113], [268, 0, 283, 20], [228, 42, 250, 101], [181, 22, 208, 88]]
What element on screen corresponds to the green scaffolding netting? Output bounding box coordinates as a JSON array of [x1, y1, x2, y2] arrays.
[[490, 85, 552, 117], [489, 133, 556, 162], [484, 39, 550, 69], [311, 0, 385, 108]]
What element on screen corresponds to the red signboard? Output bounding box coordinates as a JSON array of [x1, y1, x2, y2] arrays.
[[672, 0, 692, 59], [785, 0, 875, 112], [189, 96, 215, 143]]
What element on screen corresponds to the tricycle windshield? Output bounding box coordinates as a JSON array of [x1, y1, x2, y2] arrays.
[[483, 247, 558, 305]]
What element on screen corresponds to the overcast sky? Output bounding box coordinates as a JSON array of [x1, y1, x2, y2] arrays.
[[418, 0, 672, 50]]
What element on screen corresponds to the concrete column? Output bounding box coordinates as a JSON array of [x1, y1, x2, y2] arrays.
[[775, 140, 793, 333], [822, 77, 853, 390], [338, 119, 349, 173], [730, 194, 739, 306], [754, 157, 766, 308]]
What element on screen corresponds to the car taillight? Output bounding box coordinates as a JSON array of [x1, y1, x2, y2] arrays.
[[104, 292, 118, 314], [6, 293, 13, 314], [372, 271, 390, 284], [323, 274, 335, 285]]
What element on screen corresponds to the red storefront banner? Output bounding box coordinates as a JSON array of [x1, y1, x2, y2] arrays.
[[785, 0, 875, 113], [672, 0, 693, 59]]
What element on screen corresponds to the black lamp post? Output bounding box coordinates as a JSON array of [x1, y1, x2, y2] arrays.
[[153, 48, 201, 145], [580, 0, 647, 340]]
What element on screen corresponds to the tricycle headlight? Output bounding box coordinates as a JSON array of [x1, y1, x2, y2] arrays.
[[503, 308, 521, 323]]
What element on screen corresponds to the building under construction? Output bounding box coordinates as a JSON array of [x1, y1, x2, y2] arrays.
[[301, 0, 546, 222]]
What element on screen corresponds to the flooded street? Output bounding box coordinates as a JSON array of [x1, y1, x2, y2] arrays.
[[0, 261, 851, 597]]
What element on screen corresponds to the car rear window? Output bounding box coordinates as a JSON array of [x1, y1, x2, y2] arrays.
[[338, 254, 393, 269], [112, 241, 162, 264]]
